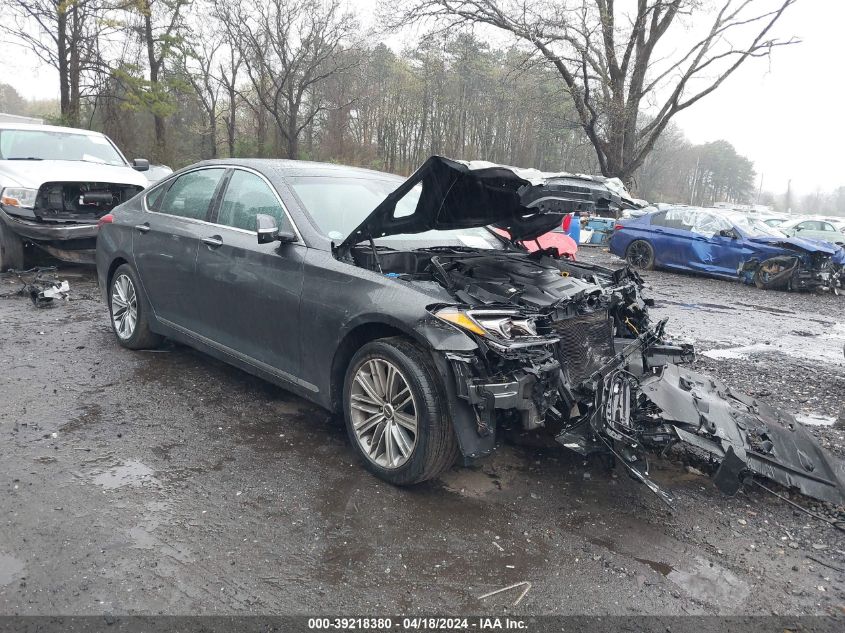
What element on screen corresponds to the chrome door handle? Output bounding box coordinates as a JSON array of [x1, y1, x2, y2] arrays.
[[134, 223, 150, 233], [202, 235, 223, 248]]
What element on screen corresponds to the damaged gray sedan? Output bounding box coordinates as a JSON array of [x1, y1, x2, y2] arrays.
[[96, 156, 845, 506]]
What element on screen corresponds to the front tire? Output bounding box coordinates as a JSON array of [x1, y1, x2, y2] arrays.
[[343, 337, 458, 485], [626, 239, 655, 270], [0, 222, 25, 271], [108, 263, 162, 350]]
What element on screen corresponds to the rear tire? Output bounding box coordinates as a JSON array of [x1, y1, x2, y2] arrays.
[[343, 337, 459, 485], [626, 239, 655, 270], [108, 263, 162, 350], [0, 222, 25, 271]]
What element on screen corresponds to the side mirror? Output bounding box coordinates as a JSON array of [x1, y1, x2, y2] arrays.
[[256, 213, 296, 244], [718, 229, 737, 239], [132, 158, 150, 172]]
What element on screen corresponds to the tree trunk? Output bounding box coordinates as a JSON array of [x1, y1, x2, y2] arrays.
[[287, 104, 299, 159], [144, 9, 166, 162], [227, 84, 236, 157], [57, 8, 70, 123], [209, 109, 218, 158], [66, 4, 81, 127]]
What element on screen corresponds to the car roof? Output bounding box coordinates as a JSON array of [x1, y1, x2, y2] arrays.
[[191, 158, 404, 181], [0, 122, 108, 137]]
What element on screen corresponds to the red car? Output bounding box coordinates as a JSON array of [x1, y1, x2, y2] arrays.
[[492, 225, 578, 260]]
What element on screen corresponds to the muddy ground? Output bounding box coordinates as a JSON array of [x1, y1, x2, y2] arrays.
[[0, 251, 843, 616]]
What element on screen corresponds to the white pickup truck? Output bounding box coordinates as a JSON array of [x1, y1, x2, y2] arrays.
[[0, 123, 163, 269]]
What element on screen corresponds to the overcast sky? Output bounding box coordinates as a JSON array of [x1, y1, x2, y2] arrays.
[[1, 0, 838, 195]]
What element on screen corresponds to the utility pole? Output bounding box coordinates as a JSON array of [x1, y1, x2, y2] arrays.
[[785, 179, 792, 214], [756, 173, 764, 204], [689, 156, 700, 205]]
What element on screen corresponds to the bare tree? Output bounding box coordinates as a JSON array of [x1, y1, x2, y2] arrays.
[[387, 0, 799, 182], [216, 0, 359, 159], [176, 21, 222, 158], [217, 45, 242, 157], [2, 0, 108, 126]]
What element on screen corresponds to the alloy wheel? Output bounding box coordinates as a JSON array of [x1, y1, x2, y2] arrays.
[[349, 358, 418, 469], [628, 242, 651, 268], [111, 273, 138, 340]]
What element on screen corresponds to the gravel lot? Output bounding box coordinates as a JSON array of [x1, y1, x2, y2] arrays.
[[0, 252, 843, 616]]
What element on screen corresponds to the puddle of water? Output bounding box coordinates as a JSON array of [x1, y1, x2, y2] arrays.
[[129, 526, 157, 549], [588, 537, 675, 576], [702, 336, 845, 366], [634, 556, 674, 576], [93, 461, 160, 490], [657, 301, 737, 312], [796, 413, 837, 427], [586, 538, 748, 609], [667, 556, 749, 609], [440, 468, 503, 497], [0, 553, 25, 587]]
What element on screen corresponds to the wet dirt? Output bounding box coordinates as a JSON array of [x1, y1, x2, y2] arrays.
[[1, 262, 844, 615]]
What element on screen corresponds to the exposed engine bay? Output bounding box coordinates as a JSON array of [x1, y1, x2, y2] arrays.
[[351, 242, 845, 506], [336, 156, 845, 506], [34, 181, 144, 222]]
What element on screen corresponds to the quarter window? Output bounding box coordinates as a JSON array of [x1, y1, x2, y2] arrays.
[[216, 170, 288, 232], [145, 183, 168, 210], [158, 168, 225, 221]]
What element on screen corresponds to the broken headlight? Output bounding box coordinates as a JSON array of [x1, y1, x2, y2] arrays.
[[432, 306, 554, 347], [1, 187, 38, 209]]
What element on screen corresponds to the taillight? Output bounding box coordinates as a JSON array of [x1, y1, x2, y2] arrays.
[[96, 213, 114, 229], [614, 223, 624, 230]]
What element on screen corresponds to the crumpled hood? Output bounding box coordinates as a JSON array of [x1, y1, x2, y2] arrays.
[[748, 234, 838, 255], [339, 156, 637, 251], [0, 160, 149, 189]]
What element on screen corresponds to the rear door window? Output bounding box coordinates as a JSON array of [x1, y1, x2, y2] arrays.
[[216, 170, 289, 232], [158, 168, 225, 221], [662, 209, 697, 231]]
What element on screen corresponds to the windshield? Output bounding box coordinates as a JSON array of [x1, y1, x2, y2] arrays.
[[727, 212, 785, 237], [288, 175, 507, 250], [0, 129, 126, 166]]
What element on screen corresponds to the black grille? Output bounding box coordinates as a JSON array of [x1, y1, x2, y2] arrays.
[[551, 311, 615, 385]]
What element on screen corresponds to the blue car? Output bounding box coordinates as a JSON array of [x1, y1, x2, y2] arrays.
[[609, 207, 841, 291]]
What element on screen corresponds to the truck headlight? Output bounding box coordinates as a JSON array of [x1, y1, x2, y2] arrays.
[[1, 187, 38, 209], [432, 307, 540, 340]]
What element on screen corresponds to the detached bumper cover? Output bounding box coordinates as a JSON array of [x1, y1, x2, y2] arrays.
[[0, 206, 98, 241], [446, 321, 845, 505], [640, 364, 845, 505]]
